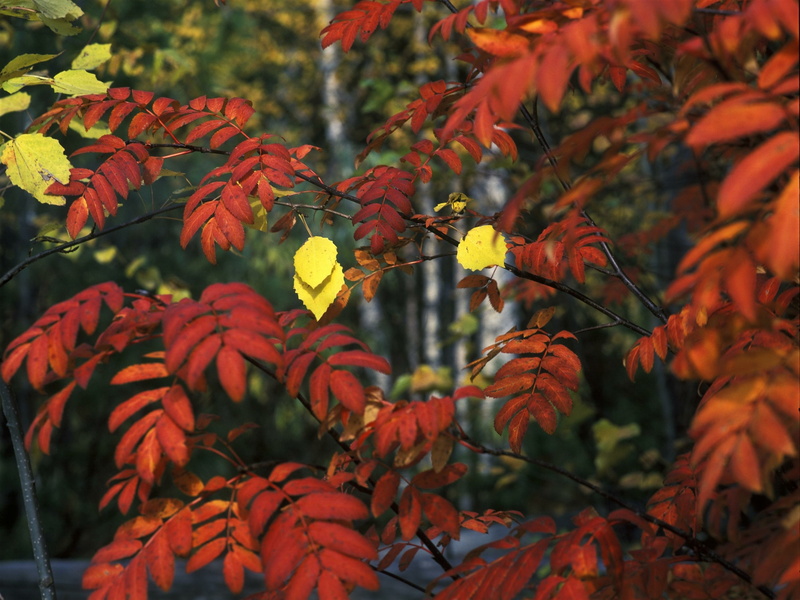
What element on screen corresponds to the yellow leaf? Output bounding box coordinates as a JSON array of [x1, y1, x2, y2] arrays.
[[294, 236, 338, 288], [51, 69, 108, 96], [293, 236, 345, 319], [247, 197, 269, 232], [435, 192, 473, 214], [0, 92, 31, 117], [293, 262, 345, 320], [71, 43, 112, 70], [0, 133, 72, 205], [456, 225, 507, 271]]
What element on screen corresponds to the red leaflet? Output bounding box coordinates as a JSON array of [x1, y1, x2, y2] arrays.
[[144, 530, 174, 591], [186, 538, 226, 573]]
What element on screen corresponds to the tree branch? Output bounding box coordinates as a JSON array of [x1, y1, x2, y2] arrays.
[[0, 379, 57, 600], [0, 204, 182, 289], [456, 429, 775, 599]]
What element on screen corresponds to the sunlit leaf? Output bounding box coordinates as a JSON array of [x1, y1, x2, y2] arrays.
[[456, 225, 508, 271], [0, 133, 72, 205]]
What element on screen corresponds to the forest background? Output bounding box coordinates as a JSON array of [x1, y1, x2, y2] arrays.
[[0, 0, 797, 599]]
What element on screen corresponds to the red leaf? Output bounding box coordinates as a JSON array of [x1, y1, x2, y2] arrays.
[[90, 539, 143, 564], [398, 486, 422, 540], [685, 98, 786, 149], [216, 345, 247, 402], [82, 563, 124, 590], [115, 410, 161, 468], [308, 521, 378, 560], [162, 385, 195, 432], [109, 388, 169, 433], [421, 492, 460, 539], [186, 538, 226, 573], [165, 508, 192, 556], [318, 548, 380, 591], [144, 531, 174, 591], [111, 363, 169, 384], [223, 550, 244, 594], [248, 490, 282, 537], [371, 471, 400, 517], [508, 410, 530, 454], [156, 414, 189, 466], [329, 369, 365, 413], [717, 131, 800, 218], [294, 492, 368, 521], [327, 350, 391, 373]]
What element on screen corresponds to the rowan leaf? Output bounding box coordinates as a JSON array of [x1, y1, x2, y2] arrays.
[[457, 225, 508, 271]]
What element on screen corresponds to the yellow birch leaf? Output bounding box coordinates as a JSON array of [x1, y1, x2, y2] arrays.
[[456, 225, 508, 271], [51, 69, 108, 96], [294, 236, 338, 288], [71, 43, 112, 70], [0, 91, 31, 117], [0, 133, 72, 205], [293, 262, 345, 320]]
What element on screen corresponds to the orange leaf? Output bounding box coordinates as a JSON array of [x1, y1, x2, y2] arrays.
[[165, 508, 193, 556], [223, 550, 245, 594], [186, 538, 226, 573], [508, 410, 530, 454], [156, 414, 189, 466], [162, 385, 195, 432], [112, 363, 169, 384], [82, 562, 124, 590], [717, 132, 800, 218], [109, 388, 168, 433], [90, 539, 143, 564], [467, 27, 531, 58], [144, 531, 174, 591], [685, 98, 786, 149]]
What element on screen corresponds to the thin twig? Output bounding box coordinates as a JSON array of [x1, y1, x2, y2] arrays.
[[0, 204, 182, 289], [0, 379, 57, 600], [520, 103, 669, 324]]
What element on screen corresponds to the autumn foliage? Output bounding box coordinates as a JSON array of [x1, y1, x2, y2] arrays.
[[1, 1, 798, 599]]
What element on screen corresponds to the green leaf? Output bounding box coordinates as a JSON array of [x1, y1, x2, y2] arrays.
[[0, 92, 31, 118], [1, 70, 108, 95], [51, 70, 109, 96], [0, 53, 59, 84], [0, 133, 73, 205], [40, 15, 82, 35], [68, 119, 111, 139], [71, 44, 112, 70], [32, 0, 83, 20]]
